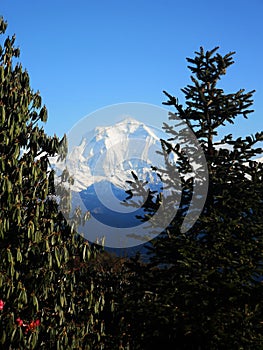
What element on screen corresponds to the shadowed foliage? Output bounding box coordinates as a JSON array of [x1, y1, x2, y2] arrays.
[[0, 17, 108, 349], [118, 47, 263, 349]]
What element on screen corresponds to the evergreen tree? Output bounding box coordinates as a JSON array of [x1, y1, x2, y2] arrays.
[[121, 47, 263, 349], [0, 18, 106, 349]]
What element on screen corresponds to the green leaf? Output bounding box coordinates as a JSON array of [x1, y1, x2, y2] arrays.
[[16, 248, 22, 262], [54, 247, 61, 268], [32, 294, 39, 312]]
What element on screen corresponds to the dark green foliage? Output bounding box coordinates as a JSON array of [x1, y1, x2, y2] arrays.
[[0, 17, 106, 349], [120, 47, 263, 349], [1, 18, 262, 348]]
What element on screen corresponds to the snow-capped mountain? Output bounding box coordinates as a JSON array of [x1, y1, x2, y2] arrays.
[[48, 118, 170, 250], [49, 117, 263, 250], [51, 118, 165, 192]]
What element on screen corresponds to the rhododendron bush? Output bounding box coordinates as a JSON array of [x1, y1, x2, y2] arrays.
[[0, 18, 107, 349]]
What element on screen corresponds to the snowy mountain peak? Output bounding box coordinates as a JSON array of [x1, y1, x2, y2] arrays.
[[93, 117, 160, 143], [51, 118, 164, 192]]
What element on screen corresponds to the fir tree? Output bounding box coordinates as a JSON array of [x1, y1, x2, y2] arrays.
[[121, 47, 263, 349]]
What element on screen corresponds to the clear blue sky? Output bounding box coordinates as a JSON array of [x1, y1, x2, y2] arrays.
[[1, 0, 263, 139]]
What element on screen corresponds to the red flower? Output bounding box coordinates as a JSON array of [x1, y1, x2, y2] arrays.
[[34, 319, 41, 327], [16, 317, 41, 334], [16, 318, 23, 327], [20, 319, 41, 333], [0, 300, 4, 311]]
